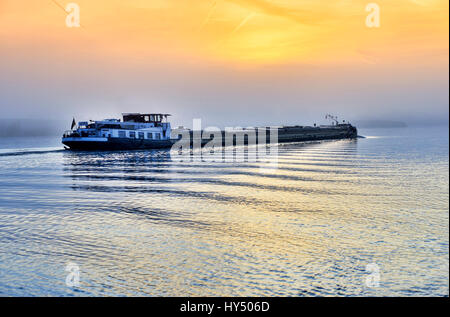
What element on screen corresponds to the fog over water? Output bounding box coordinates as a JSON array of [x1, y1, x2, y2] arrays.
[[0, 60, 448, 130]]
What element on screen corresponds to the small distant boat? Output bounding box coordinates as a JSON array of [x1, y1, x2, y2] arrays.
[[62, 113, 358, 151]]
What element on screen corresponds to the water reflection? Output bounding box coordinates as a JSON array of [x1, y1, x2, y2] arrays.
[[0, 133, 447, 296]]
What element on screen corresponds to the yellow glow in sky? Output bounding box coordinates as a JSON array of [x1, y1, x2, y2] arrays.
[[0, 0, 448, 66]]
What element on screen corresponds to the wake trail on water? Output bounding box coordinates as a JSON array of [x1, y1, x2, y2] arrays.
[[0, 148, 65, 157]]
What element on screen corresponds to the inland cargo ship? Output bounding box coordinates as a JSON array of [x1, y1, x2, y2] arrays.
[[62, 113, 358, 151]]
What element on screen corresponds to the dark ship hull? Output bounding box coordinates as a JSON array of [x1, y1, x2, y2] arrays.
[[62, 137, 174, 151], [275, 124, 358, 143], [63, 124, 357, 151]]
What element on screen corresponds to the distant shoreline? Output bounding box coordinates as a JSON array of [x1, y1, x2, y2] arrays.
[[1, 118, 448, 137], [0, 119, 66, 137], [353, 120, 407, 129]]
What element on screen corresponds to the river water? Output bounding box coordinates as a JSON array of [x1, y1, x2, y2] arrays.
[[0, 127, 448, 296]]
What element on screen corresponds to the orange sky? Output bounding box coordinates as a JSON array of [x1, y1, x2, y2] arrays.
[[1, 0, 448, 65], [0, 1, 448, 125]]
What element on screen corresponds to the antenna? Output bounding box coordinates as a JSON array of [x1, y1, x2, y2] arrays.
[[325, 114, 339, 125]]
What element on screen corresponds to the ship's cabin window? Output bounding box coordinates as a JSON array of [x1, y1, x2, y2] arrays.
[[147, 132, 153, 139], [118, 131, 126, 138], [138, 132, 145, 139], [129, 131, 136, 138], [155, 133, 161, 140]]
